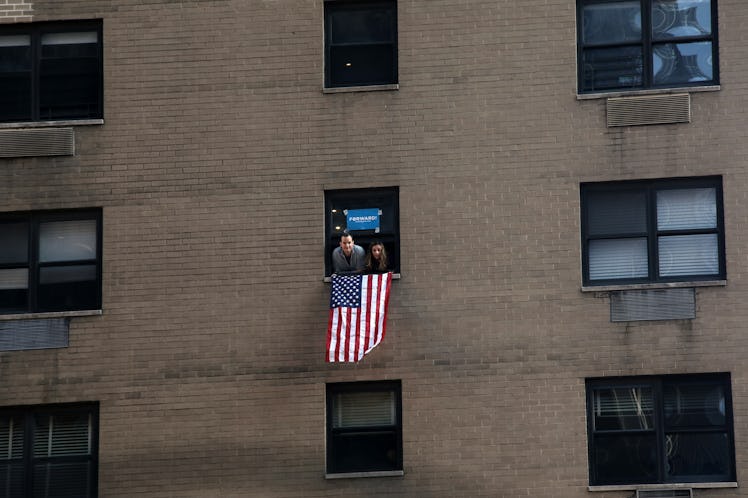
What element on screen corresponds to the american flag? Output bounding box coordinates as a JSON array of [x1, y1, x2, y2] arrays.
[[327, 273, 392, 362]]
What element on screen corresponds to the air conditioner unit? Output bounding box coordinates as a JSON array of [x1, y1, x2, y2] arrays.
[[636, 489, 692, 498]]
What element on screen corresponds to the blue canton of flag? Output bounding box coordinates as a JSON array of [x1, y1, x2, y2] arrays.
[[330, 275, 362, 308]]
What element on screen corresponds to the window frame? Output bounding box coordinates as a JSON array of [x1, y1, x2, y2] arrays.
[[0, 20, 104, 123], [586, 373, 735, 486], [576, 0, 719, 94], [0, 209, 103, 314], [324, 0, 398, 89], [580, 176, 725, 287], [326, 380, 403, 475], [0, 402, 99, 498], [324, 186, 400, 276]]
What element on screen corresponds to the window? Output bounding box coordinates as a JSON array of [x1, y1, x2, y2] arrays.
[[580, 177, 724, 286], [325, 187, 399, 275], [577, 0, 718, 93], [326, 381, 402, 474], [586, 374, 734, 486], [0, 20, 103, 123], [0, 403, 99, 497], [0, 209, 102, 314], [324, 1, 397, 88]]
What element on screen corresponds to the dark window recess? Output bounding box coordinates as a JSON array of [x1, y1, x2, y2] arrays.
[[0, 209, 102, 314], [586, 374, 735, 486], [580, 176, 724, 286], [324, 186, 399, 276], [324, 1, 397, 88], [0, 20, 103, 123], [0, 403, 99, 498], [577, 0, 718, 93], [326, 381, 402, 474]]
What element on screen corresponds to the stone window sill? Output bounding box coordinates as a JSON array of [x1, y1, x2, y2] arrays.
[[577, 85, 720, 101], [0, 119, 104, 130], [588, 482, 737, 492], [324, 273, 400, 283], [582, 280, 726, 293], [326, 470, 403, 479], [0, 310, 102, 321], [323, 84, 398, 94]]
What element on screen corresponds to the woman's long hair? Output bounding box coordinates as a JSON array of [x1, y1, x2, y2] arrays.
[[365, 242, 388, 272]]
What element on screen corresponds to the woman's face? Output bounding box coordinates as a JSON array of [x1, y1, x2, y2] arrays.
[[371, 245, 383, 260]]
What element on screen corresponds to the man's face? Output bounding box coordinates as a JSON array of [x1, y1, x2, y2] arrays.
[[339, 235, 354, 256]]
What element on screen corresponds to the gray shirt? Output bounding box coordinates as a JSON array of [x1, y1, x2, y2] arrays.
[[332, 245, 365, 274]]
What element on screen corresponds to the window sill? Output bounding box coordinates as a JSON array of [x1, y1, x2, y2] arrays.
[[324, 273, 400, 283], [326, 470, 403, 480], [0, 119, 104, 129], [588, 482, 737, 492], [0, 310, 102, 321], [323, 84, 399, 94], [577, 85, 720, 101], [581, 280, 726, 293]]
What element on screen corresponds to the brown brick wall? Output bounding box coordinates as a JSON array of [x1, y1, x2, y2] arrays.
[[0, 0, 32, 22], [0, 0, 747, 496]]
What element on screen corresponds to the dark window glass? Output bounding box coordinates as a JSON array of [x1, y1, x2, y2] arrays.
[[0, 35, 32, 121], [324, 187, 400, 275], [578, 0, 717, 93], [581, 46, 643, 91], [581, 177, 724, 286], [586, 374, 734, 486], [0, 210, 102, 314], [0, 21, 102, 123], [324, 1, 397, 88], [0, 404, 97, 498], [326, 381, 402, 474]]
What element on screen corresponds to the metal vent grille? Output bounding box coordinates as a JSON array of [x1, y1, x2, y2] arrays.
[[607, 93, 690, 127], [0, 128, 75, 158], [610, 288, 695, 322], [637, 489, 692, 498], [0, 319, 69, 351]]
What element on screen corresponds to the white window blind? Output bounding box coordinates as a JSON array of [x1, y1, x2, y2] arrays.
[[0, 416, 24, 460], [0, 269, 28, 290], [594, 387, 654, 430], [657, 188, 716, 230], [41, 32, 97, 46], [33, 413, 91, 457], [589, 238, 648, 280], [658, 234, 718, 276], [333, 391, 395, 428], [39, 220, 97, 263]]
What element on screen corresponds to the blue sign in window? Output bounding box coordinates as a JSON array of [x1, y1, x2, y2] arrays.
[[346, 208, 380, 232]]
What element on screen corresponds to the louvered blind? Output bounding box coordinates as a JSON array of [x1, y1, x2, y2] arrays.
[[594, 387, 654, 431], [34, 413, 91, 457], [333, 391, 395, 428], [664, 384, 726, 427], [0, 416, 24, 460], [657, 188, 716, 230], [589, 238, 648, 280]]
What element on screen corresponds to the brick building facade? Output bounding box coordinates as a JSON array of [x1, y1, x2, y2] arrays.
[[0, 0, 746, 496]]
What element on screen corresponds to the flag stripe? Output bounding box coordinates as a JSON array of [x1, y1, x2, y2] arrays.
[[327, 273, 392, 363]]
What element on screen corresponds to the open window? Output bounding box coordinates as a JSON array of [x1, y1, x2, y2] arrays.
[[325, 187, 399, 276]]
